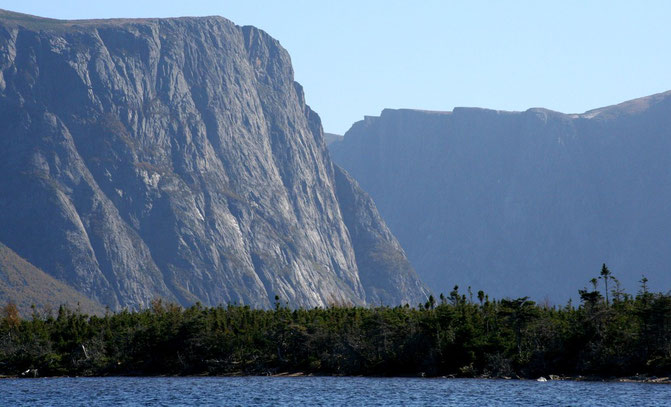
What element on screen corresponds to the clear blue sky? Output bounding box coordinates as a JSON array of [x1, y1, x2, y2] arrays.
[[3, 1, 671, 134]]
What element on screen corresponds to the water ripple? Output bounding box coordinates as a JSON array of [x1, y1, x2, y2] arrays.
[[1, 376, 669, 406]]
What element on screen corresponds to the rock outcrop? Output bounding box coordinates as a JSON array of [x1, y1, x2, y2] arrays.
[[330, 92, 671, 303], [0, 10, 429, 309]]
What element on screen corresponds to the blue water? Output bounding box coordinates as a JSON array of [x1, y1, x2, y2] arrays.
[[1, 376, 669, 406]]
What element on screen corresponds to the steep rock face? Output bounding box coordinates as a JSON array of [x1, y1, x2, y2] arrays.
[[0, 10, 428, 309], [334, 166, 428, 305], [330, 92, 671, 303]]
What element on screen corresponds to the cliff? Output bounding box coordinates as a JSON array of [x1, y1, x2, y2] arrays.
[[330, 92, 671, 302], [0, 10, 429, 309]]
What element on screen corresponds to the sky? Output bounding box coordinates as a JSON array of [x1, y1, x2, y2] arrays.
[[2, 1, 670, 134]]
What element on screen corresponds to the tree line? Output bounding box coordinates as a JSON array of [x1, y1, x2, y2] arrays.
[[1, 264, 670, 379]]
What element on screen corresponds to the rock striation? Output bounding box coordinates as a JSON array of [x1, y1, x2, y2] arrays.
[[0, 10, 429, 309], [330, 92, 671, 303]]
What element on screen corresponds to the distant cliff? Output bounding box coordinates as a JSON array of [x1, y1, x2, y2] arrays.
[[324, 133, 343, 145], [330, 92, 671, 302], [0, 10, 428, 309]]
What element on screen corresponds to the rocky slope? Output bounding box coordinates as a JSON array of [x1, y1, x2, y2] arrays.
[[330, 92, 671, 303], [0, 10, 428, 310], [324, 133, 343, 145], [0, 242, 105, 315]]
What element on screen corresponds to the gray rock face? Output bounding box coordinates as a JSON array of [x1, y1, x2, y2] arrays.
[[324, 133, 343, 146], [330, 92, 671, 303], [0, 10, 429, 309], [333, 166, 428, 306]]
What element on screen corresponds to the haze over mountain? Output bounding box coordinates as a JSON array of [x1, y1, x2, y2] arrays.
[[0, 9, 428, 310], [324, 133, 343, 146], [330, 91, 671, 303]]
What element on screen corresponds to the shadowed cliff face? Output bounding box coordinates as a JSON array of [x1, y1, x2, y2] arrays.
[[330, 92, 671, 303], [0, 10, 429, 309]]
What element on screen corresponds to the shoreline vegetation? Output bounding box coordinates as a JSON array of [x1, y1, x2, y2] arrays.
[[2, 373, 670, 385], [1, 265, 670, 382]]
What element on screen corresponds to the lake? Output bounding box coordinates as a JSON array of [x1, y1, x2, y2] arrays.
[[1, 376, 669, 406]]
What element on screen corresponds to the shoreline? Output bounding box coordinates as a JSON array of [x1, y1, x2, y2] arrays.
[[2, 372, 670, 384]]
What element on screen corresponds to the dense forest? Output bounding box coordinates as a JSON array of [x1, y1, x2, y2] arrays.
[[1, 265, 670, 380]]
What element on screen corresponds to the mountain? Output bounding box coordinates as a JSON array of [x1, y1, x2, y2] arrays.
[[330, 92, 671, 303], [0, 242, 105, 315], [0, 9, 429, 310], [324, 133, 343, 146]]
